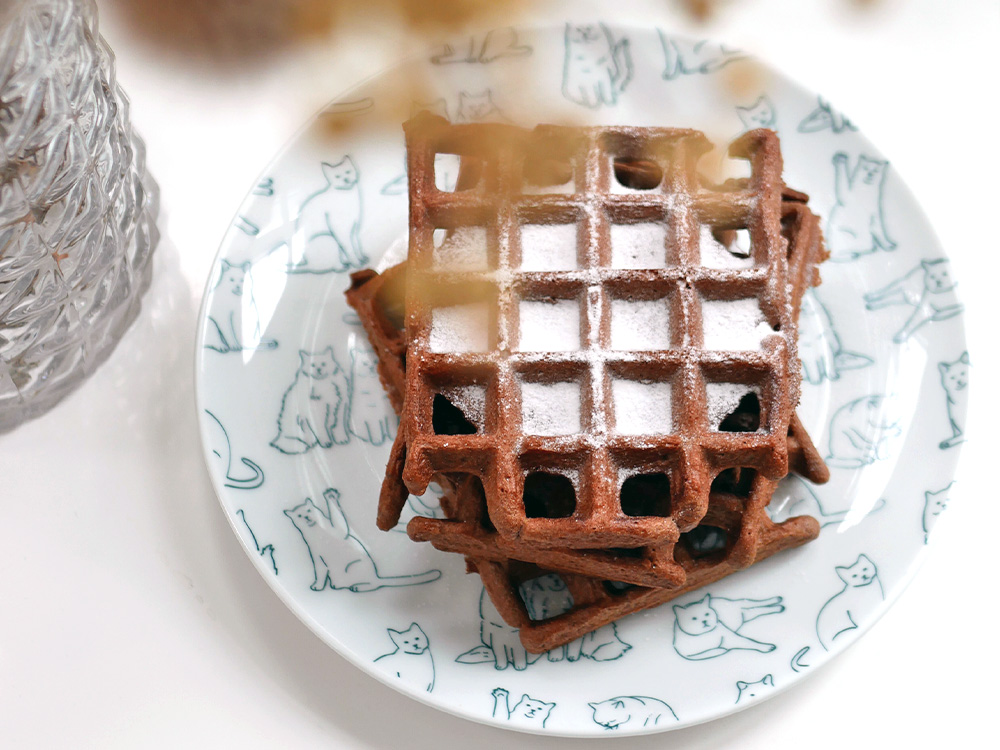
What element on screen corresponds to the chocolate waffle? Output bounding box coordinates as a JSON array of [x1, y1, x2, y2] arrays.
[[345, 181, 826, 592], [385, 113, 813, 554]]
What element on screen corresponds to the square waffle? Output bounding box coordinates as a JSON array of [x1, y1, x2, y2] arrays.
[[386, 113, 818, 554]]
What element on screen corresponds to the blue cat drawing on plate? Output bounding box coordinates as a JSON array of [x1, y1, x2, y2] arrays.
[[195, 23, 967, 737]]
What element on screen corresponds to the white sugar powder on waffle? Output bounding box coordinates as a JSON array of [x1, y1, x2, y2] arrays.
[[701, 298, 775, 351], [434, 226, 489, 270], [699, 225, 753, 270], [441, 384, 487, 428], [610, 299, 670, 350], [518, 299, 580, 352], [612, 380, 672, 435], [610, 222, 668, 269], [706, 383, 759, 429], [521, 381, 581, 435], [429, 303, 490, 352], [520, 224, 578, 271]]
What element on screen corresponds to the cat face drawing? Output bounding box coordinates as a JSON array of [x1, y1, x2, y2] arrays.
[[939, 353, 969, 392], [837, 554, 877, 588], [673, 595, 718, 636], [922, 259, 955, 293], [737, 95, 776, 130], [566, 24, 602, 43], [322, 156, 358, 190], [735, 675, 775, 704], [216, 260, 249, 296], [388, 623, 429, 654], [922, 483, 953, 542], [856, 156, 887, 186], [520, 574, 573, 621], [492, 687, 555, 726], [456, 90, 503, 122]]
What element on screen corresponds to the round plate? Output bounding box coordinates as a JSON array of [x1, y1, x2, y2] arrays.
[[194, 24, 967, 737]]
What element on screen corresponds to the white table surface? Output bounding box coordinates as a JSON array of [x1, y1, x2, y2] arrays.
[[2, 1, 997, 746]]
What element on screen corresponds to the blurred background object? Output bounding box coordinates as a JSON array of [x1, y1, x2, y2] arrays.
[[0, 0, 159, 432]]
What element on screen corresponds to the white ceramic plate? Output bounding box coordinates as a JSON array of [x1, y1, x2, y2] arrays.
[[194, 24, 968, 737]]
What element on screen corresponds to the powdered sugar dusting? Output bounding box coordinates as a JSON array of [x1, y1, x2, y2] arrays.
[[610, 299, 670, 350], [520, 224, 578, 271], [518, 299, 581, 352], [706, 383, 759, 429], [610, 223, 667, 269], [521, 381, 582, 436], [702, 298, 774, 351], [434, 226, 489, 270], [699, 225, 753, 270], [441, 384, 486, 428], [612, 380, 672, 435], [429, 303, 490, 352]]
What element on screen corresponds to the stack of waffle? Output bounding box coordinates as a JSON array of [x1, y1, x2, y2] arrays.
[[346, 113, 829, 652]]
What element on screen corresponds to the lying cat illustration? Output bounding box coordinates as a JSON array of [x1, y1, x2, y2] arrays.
[[456, 583, 629, 670], [798, 290, 872, 385], [430, 26, 532, 65], [735, 675, 775, 704], [938, 352, 969, 448], [237, 509, 277, 575], [348, 341, 395, 446], [281, 156, 366, 274], [492, 688, 554, 728], [736, 95, 776, 131], [271, 348, 350, 454], [589, 696, 677, 729], [827, 153, 896, 261], [816, 554, 884, 650], [825, 394, 901, 469], [672, 594, 783, 660], [285, 488, 441, 592], [562, 23, 633, 108], [373, 622, 435, 692], [205, 409, 263, 490], [923, 482, 953, 544], [454, 89, 507, 123], [798, 97, 856, 134], [204, 260, 277, 353], [660, 33, 745, 79], [864, 259, 963, 343], [768, 475, 885, 528]]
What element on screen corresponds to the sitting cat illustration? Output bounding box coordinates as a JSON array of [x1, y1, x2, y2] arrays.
[[492, 688, 554, 727], [825, 394, 901, 469], [430, 26, 532, 65], [660, 33, 745, 79], [798, 97, 856, 134], [768, 475, 885, 528], [922, 482, 953, 544], [589, 696, 677, 729], [456, 583, 630, 670], [373, 622, 435, 692], [937, 352, 969, 448], [271, 348, 350, 454], [736, 95, 776, 131], [280, 156, 366, 274], [285, 488, 441, 593], [672, 594, 784, 660], [237, 509, 277, 575], [520, 575, 631, 663], [206, 410, 264, 490], [798, 290, 872, 385], [562, 23, 632, 109], [864, 259, 964, 343], [205, 260, 277, 353], [826, 153, 896, 261], [816, 554, 884, 650], [348, 342, 395, 446], [735, 675, 775, 704]]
